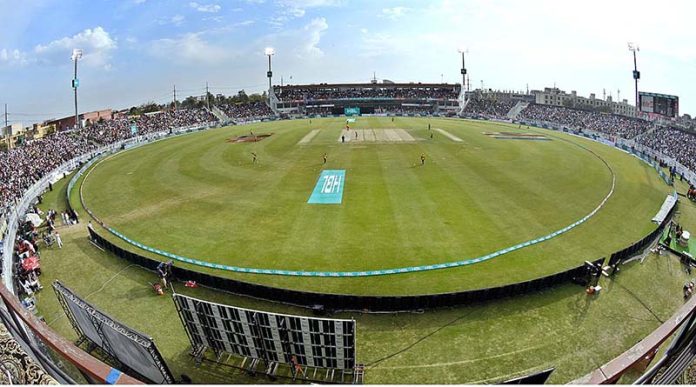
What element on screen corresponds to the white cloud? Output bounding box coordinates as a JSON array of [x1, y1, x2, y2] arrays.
[[158, 14, 185, 26], [34, 26, 117, 69], [0, 48, 29, 66], [303, 17, 328, 57], [234, 20, 255, 27], [189, 2, 221, 13], [171, 14, 185, 25], [270, 0, 340, 26], [276, 0, 340, 8], [381, 6, 409, 20], [150, 33, 233, 64], [288, 8, 305, 17]]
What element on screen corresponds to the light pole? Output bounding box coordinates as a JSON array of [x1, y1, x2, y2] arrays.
[[458, 48, 468, 91], [265, 47, 275, 98], [628, 42, 640, 112], [71, 49, 83, 130]]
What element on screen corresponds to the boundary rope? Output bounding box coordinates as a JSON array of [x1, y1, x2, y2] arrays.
[[78, 127, 616, 277]]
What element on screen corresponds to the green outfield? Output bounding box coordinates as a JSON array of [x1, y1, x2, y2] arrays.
[[30, 121, 696, 384], [79, 117, 669, 295], [82, 118, 668, 294]]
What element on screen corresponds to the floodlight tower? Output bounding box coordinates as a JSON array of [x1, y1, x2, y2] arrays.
[[628, 42, 640, 111], [265, 47, 275, 99], [458, 48, 468, 91], [71, 48, 83, 130]]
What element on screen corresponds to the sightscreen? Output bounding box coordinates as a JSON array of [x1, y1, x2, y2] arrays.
[[639, 92, 679, 117], [344, 107, 360, 116], [173, 293, 356, 370], [52, 281, 174, 384]]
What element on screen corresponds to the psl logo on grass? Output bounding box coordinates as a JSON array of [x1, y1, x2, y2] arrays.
[[308, 170, 346, 204]]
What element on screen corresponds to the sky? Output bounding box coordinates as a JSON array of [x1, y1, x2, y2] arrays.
[[1, 0, 696, 125]]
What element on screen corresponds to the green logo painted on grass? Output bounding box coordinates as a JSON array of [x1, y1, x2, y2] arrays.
[[308, 170, 345, 204]]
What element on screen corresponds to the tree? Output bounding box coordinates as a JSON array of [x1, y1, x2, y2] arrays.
[[181, 96, 200, 109]]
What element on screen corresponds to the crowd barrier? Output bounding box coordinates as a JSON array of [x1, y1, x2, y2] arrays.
[[607, 203, 676, 267], [88, 226, 603, 312]]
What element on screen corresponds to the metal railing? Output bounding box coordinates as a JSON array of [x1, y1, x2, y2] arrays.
[[0, 121, 216, 384]]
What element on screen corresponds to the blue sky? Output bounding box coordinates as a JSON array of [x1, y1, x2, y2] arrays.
[[1, 0, 695, 124]]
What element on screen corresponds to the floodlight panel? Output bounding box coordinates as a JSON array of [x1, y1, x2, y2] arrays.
[[265, 47, 275, 55], [173, 294, 356, 370], [72, 49, 83, 60]]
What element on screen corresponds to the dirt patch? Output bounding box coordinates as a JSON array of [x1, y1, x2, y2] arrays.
[[228, 133, 273, 143]]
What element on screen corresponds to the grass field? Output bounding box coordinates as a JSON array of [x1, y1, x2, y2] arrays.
[[79, 117, 669, 295], [31, 129, 696, 384], [34, 172, 696, 384]]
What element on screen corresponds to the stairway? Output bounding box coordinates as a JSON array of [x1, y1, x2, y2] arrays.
[[506, 101, 529, 119], [209, 105, 230, 123], [633, 123, 660, 141]]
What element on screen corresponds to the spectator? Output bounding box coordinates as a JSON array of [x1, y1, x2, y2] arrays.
[[519, 103, 652, 139]]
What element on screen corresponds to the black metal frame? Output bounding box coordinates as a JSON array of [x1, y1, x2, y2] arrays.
[[52, 280, 175, 384]]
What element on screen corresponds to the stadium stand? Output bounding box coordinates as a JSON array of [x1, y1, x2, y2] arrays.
[[462, 95, 517, 118], [2, 91, 696, 383], [518, 103, 654, 139], [81, 108, 216, 144], [637, 126, 696, 173], [273, 83, 461, 115], [219, 101, 274, 122]]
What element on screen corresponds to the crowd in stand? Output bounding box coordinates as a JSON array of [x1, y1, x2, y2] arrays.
[[1, 108, 217, 222], [275, 86, 459, 101], [2, 100, 696, 291], [81, 108, 216, 145], [637, 127, 696, 172], [219, 102, 274, 121], [0, 133, 97, 217], [463, 97, 517, 118], [518, 104, 653, 139], [0, 106, 220, 299], [303, 105, 439, 116]]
